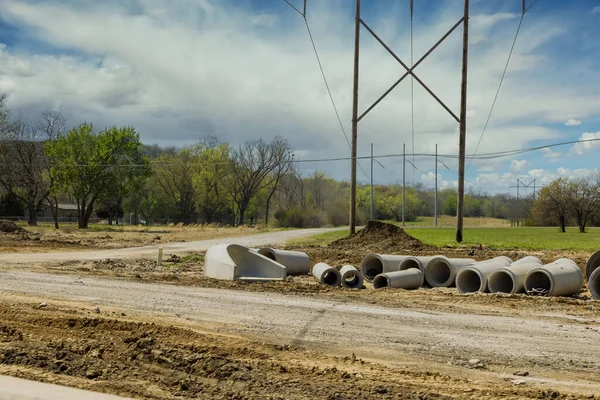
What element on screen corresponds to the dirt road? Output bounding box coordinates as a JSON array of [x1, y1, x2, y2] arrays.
[[0, 228, 340, 264], [1, 270, 599, 399]]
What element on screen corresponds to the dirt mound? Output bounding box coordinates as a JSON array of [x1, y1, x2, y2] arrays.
[[0, 220, 22, 233], [330, 221, 431, 253]]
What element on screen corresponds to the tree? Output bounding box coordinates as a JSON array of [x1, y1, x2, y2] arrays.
[[37, 110, 67, 228], [263, 137, 293, 225], [0, 115, 50, 225], [568, 176, 600, 233], [45, 123, 151, 229], [0, 192, 25, 217], [194, 138, 232, 223], [153, 148, 199, 223], [532, 178, 570, 232], [226, 139, 292, 225]]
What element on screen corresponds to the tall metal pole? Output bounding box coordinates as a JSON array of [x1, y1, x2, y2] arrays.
[[350, 0, 361, 234], [402, 143, 406, 227], [370, 143, 374, 221], [455, 0, 469, 242], [435, 144, 438, 227]]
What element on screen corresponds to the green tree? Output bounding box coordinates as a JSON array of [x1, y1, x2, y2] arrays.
[[45, 123, 151, 228], [532, 178, 570, 232]]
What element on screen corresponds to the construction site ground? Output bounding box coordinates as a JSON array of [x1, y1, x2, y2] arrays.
[[0, 221, 599, 399]]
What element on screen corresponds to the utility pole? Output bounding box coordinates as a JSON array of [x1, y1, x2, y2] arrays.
[[402, 143, 406, 227], [349, 0, 361, 234], [456, 0, 470, 243], [435, 144, 438, 227], [370, 143, 374, 221], [348, 0, 467, 234]]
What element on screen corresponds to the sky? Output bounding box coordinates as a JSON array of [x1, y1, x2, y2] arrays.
[[0, 0, 599, 194]]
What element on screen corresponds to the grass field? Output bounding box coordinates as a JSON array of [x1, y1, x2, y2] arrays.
[[407, 227, 600, 252], [292, 224, 600, 252], [384, 216, 510, 227]]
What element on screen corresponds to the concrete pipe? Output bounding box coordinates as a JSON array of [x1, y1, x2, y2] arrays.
[[312, 262, 342, 287], [257, 247, 311, 275], [340, 265, 364, 289], [585, 250, 600, 280], [589, 267, 600, 300], [456, 256, 513, 294], [359, 254, 410, 281], [524, 258, 584, 297], [488, 257, 543, 294], [399, 256, 436, 274], [424, 256, 475, 287], [372, 269, 424, 290]]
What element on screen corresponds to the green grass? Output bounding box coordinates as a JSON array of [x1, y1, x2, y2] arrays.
[[287, 229, 349, 245], [406, 227, 600, 252]]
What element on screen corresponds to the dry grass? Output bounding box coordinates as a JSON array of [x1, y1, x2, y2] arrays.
[[386, 216, 511, 228]]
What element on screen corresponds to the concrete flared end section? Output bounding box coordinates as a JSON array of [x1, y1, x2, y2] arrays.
[[586, 250, 600, 280], [204, 244, 287, 281]]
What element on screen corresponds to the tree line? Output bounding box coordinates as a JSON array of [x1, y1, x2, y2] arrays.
[[2, 97, 600, 231]]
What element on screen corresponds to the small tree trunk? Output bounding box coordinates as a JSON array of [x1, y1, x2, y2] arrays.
[[239, 207, 246, 226], [27, 200, 37, 226], [51, 197, 59, 229], [559, 215, 566, 233]]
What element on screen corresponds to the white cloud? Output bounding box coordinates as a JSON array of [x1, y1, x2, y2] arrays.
[[528, 169, 545, 179], [593, 6, 600, 14], [421, 172, 442, 183], [556, 167, 570, 176], [571, 132, 600, 155], [0, 0, 598, 189], [542, 147, 561, 162], [510, 159, 527, 173], [565, 118, 582, 126]]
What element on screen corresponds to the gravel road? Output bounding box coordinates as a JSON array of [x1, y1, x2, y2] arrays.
[[1, 228, 340, 264], [1, 270, 599, 395]]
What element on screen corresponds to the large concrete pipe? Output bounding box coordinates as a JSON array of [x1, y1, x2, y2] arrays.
[[488, 256, 543, 294], [424, 257, 475, 287], [399, 256, 436, 274], [359, 254, 410, 281], [340, 265, 364, 289], [524, 258, 584, 297], [257, 247, 311, 275], [589, 267, 600, 300], [455, 256, 513, 294], [312, 262, 342, 287], [372, 269, 424, 290], [585, 250, 600, 280]]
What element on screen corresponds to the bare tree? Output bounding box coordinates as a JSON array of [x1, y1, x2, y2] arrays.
[[568, 176, 600, 233], [37, 110, 67, 228], [264, 137, 293, 225], [226, 138, 292, 226], [0, 115, 50, 225]]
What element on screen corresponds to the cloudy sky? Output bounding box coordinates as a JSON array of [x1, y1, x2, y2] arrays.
[[0, 0, 599, 194]]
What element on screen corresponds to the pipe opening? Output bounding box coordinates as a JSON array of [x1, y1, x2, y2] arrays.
[[525, 271, 552, 296], [488, 271, 515, 294], [428, 261, 451, 286], [400, 259, 420, 271], [373, 275, 390, 289], [364, 258, 383, 280], [456, 269, 482, 294], [262, 251, 276, 261], [344, 274, 360, 288], [323, 271, 339, 286]]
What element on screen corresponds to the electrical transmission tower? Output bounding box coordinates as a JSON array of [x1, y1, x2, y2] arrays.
[[350, 0, 470, 241]]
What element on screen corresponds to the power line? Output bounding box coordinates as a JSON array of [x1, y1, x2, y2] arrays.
[[5, 136, 596, 168], [283, 0, 370, 180], [467, 1, 538, 171]]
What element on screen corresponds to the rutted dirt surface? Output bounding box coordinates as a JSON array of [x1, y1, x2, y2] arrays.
[[1, 222, 600, 398]]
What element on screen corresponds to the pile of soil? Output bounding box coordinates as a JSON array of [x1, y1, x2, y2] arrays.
[[0, 220, 22, 234], [330, 221, 432, 252]]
